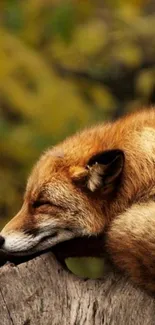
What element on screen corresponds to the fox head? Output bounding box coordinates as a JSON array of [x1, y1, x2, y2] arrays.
[[0, 110, 155, 255], [0, 147, 125, 255]]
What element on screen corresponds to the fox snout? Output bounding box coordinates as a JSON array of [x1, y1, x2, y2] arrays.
[[0, 204, 76, 256]]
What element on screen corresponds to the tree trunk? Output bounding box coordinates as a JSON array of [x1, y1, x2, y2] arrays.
[[0, 252, 154, 325]]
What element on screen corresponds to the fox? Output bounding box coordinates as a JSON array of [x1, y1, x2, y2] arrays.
[[0, 109, 155, 293]]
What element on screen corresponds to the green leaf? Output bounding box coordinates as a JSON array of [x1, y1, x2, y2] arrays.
[[3, 0, 24, 32], [45, 2, 76, 43]]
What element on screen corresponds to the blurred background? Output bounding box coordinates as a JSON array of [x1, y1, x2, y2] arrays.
[[0, 0, 155, 228]]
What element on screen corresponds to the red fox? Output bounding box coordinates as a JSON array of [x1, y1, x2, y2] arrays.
[[0, 109, 155, 293]]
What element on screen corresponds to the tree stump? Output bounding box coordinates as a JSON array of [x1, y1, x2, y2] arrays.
[[0, 252, 154, 325]]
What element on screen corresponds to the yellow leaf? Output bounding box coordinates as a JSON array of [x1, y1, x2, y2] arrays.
[[136, 69, 155, 97]]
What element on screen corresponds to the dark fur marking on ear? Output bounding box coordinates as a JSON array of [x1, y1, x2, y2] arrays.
[[86, 149, 125, 192], [87, 149, 124, 167]]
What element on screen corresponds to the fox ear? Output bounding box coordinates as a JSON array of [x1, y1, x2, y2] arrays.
[[86, 149, 124, 192]]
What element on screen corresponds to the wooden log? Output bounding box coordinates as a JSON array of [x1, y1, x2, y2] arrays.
[[0, 252, 154, 325]]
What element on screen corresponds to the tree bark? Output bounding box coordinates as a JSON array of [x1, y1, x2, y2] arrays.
[[0, 252, 154, 325]]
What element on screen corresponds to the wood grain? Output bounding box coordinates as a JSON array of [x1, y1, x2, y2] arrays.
[[0, 252, 154, 325]]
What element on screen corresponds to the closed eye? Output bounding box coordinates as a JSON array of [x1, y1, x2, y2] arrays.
[[32, 200, 51, 209], [32, 200, 63, 210]]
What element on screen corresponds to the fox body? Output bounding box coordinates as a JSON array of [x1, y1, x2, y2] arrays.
[[1, 109, 155, 292]]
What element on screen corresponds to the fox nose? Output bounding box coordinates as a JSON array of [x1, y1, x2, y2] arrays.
[[0, 235, 5, 247]]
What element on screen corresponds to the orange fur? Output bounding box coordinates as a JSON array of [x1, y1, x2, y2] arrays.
[[1, 108, 155, 292]]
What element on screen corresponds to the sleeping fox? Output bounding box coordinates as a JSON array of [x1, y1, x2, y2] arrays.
[[0, 109, 155, 293]]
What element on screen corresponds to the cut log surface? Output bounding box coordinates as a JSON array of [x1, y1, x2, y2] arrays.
[[0, 252, 154, 325]]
